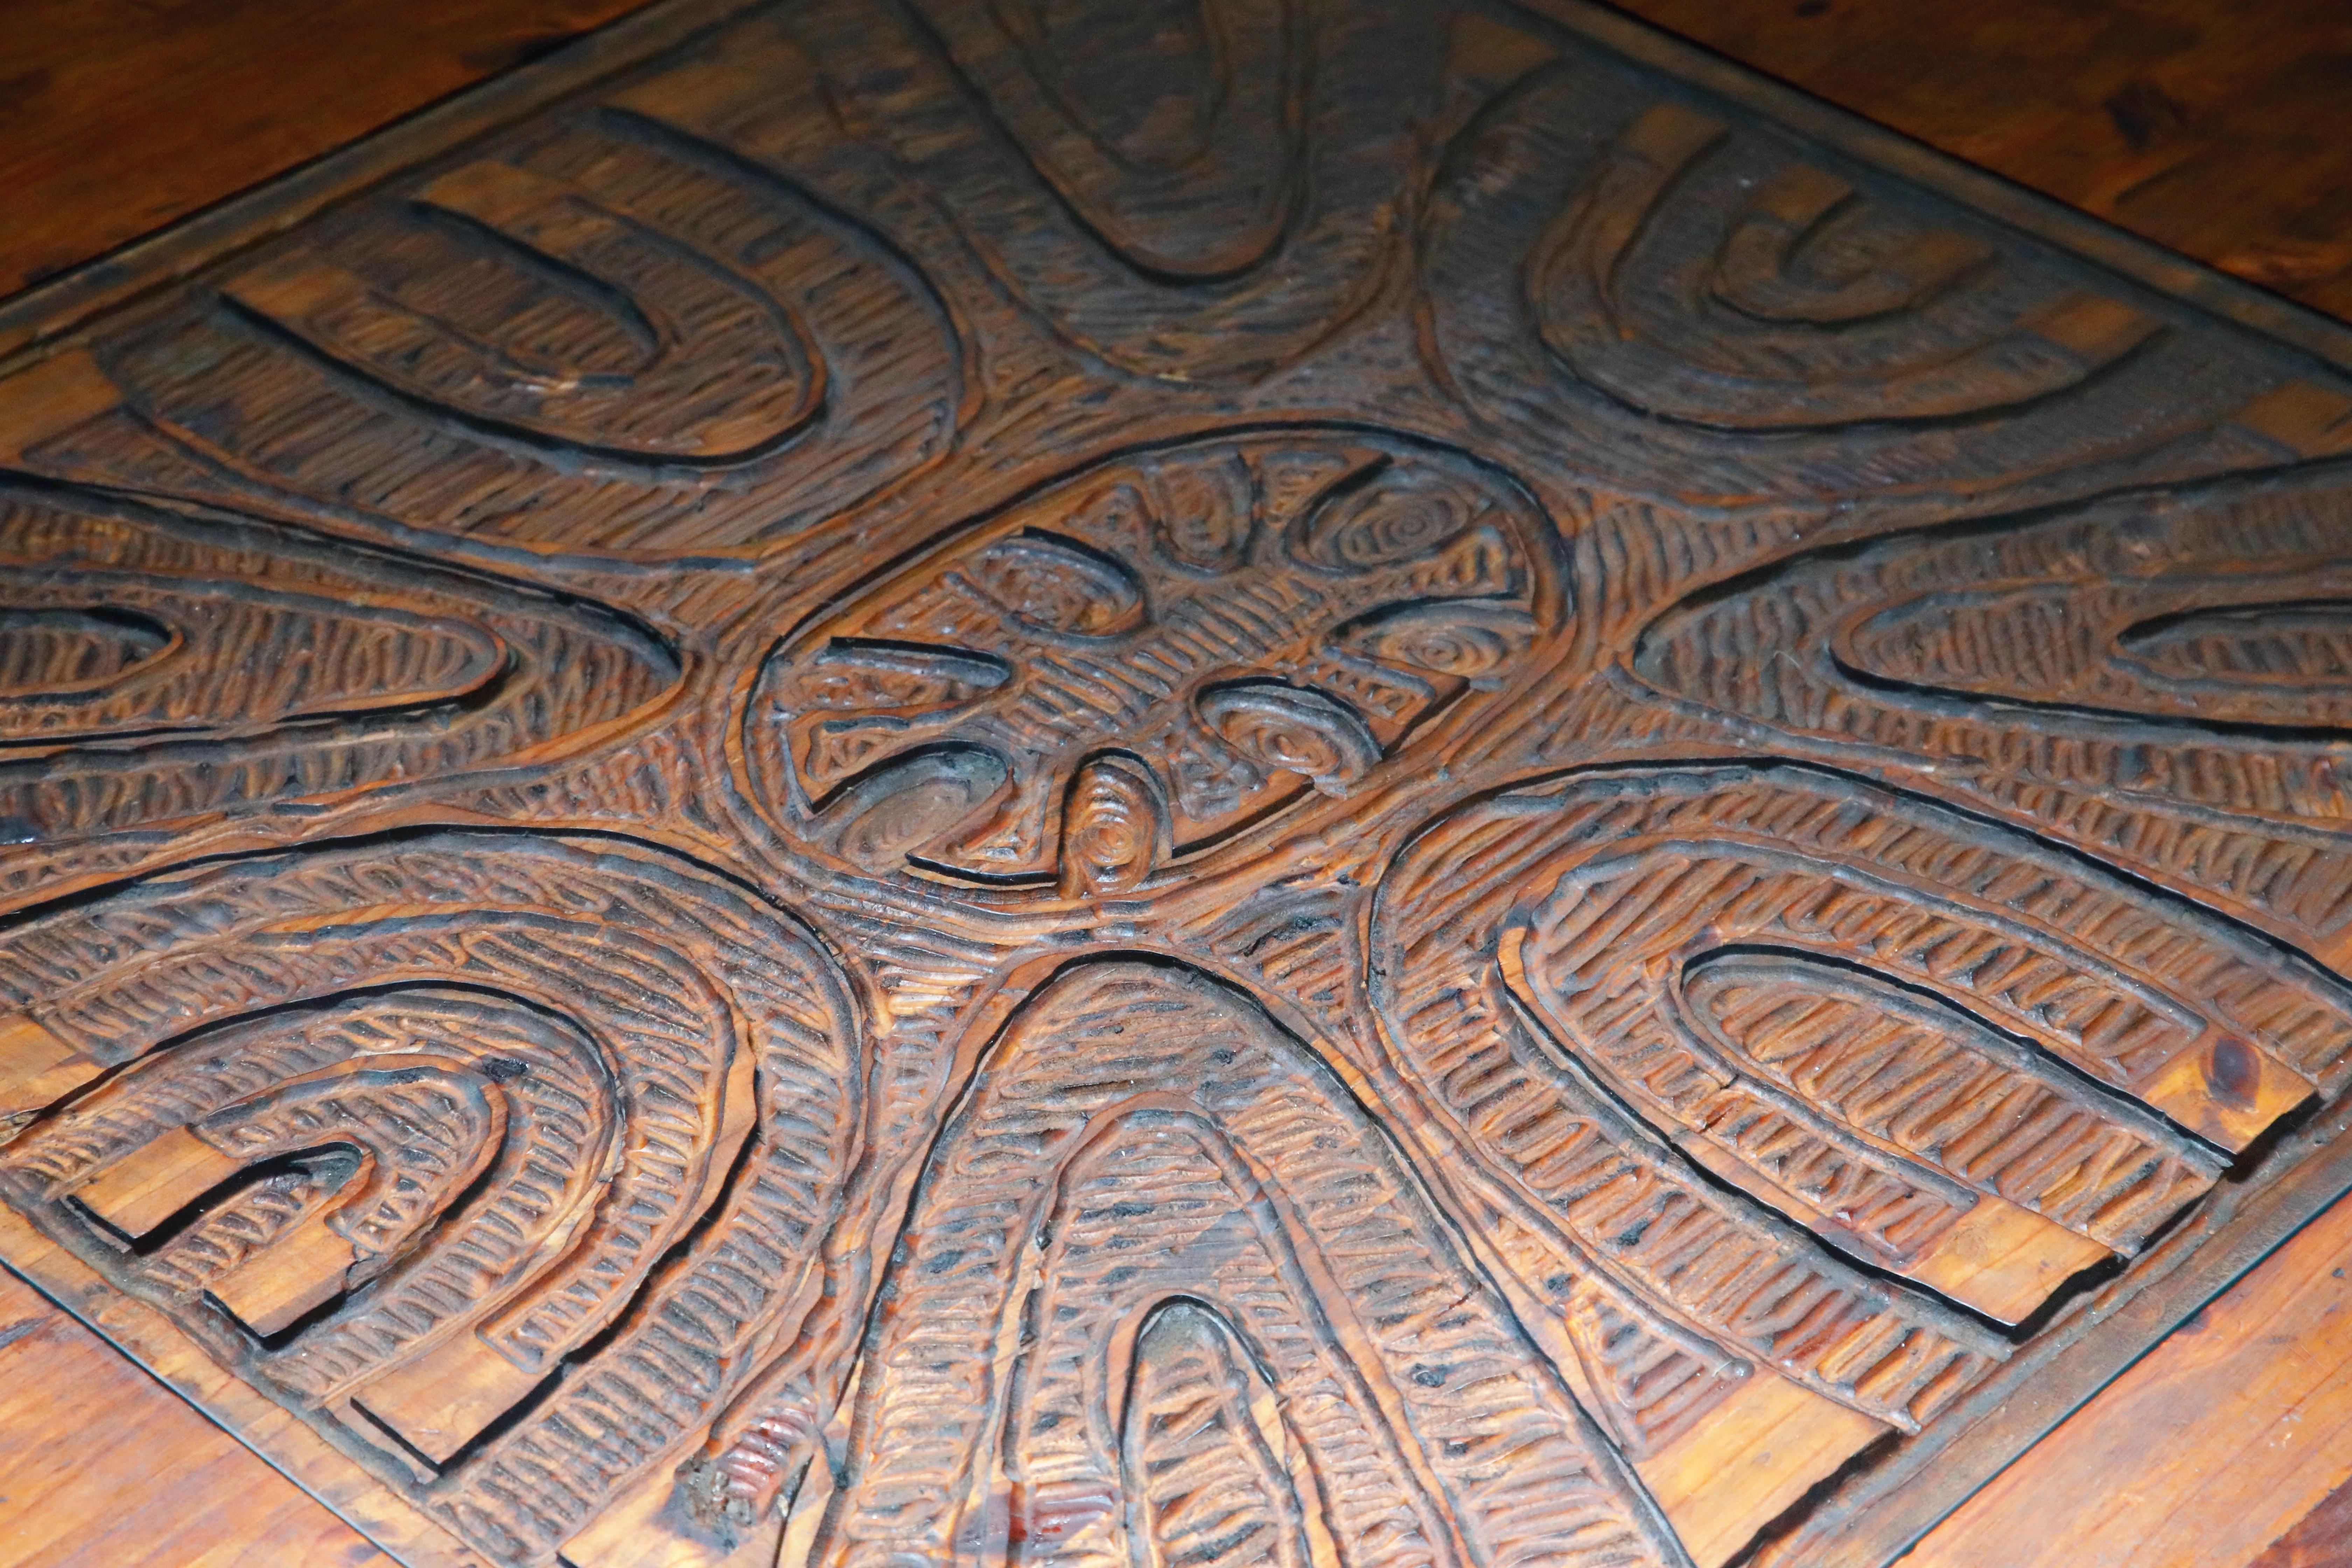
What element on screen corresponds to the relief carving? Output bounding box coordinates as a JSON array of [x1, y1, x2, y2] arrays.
[[0, 485, 678, 910], [3, 118, 966, 559], [1630, 464, 2352, 951], [0, 834, 859, 1561], [745, 431, 1559, 884], [0, 0, 2350, 1564], [1529, 102, 2156, 430], [780, 960, 1689, 1568]]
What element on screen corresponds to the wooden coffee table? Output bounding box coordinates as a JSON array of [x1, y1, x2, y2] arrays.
[[0, 2, 2348, 1564]]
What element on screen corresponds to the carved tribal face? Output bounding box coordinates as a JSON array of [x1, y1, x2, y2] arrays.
[[746, 432, 1560, 891]]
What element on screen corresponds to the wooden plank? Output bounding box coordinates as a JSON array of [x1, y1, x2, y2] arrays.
[[2253, 1481, 2352, 1568], [1610, 0, 2352, 322], [1904, 1189, 2352, 1568], [0, 0, 653, 297], [0, 1266, 384, 1568], [0, 2, 2347, 1567]]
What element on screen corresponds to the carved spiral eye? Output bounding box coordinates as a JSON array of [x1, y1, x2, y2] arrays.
[[1337, 601, 1538, 681], [1060, 754, 1168, 897], [1196, 680, 1381, 794], [1295, 467, 1478, 569], [821, 747, 1011, 869], [959, 532, 1146, 636], [1147, 453, 1257, 572]]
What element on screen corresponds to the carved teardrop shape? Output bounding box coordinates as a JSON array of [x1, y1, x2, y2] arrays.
[[1148, 451, 1259, 571], [1335, 600, 1537, 682], [1059, 752, 1169, 896], [1196, 680, 1381, 794], [818, 746, 1013, 870], [957, 532, 1148, 637], [1292, 463, 1483, 570]]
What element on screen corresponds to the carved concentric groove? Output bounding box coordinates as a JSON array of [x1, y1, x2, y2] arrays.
[[0, 833, 860, 1561], [746, 430, 1561, 887]]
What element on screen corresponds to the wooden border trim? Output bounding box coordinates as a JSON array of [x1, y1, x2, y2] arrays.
[[0, 0, 766, 373], [1514, 0, 2352, 368], [0, 1204, 495, 1567], [1755, 1096, 2352, 1565]]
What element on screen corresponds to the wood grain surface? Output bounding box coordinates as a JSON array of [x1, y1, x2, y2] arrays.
[[0, 1267, 383, 1568], [0, 2, 2347, 1567], [0, 0, 650, 296], [1904, 1183, 2352, 1566], [1609, 0, 2352, 322]]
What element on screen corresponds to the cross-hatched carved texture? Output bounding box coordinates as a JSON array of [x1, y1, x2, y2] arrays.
[[0, 0, 2349, 1563]]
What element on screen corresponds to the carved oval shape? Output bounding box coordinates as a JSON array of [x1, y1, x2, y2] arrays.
[[1335, 600, 1536, 681], [1292, 464, 1482, 569], [1147, 451, 1258, 571], [959, 532, 1147, 637], [0, 607, 173, 698], [818, 746, 1013, 870], [1196, 680, 1380, 794], [1059, 752, 1168, 896]]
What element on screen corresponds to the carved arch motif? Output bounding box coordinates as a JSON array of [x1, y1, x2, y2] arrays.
[[0, 485, 679, 912], [770, 959, 1691, 1568], [1629, 463, 2352, 951], [1371, 765, 2348, 1350], [0, 832, 861, 1563], [745, 430, 1563, 889], [8, 117, 966, 559]]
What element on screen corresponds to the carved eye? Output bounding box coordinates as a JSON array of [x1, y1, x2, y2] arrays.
[[793, 641, 1012, 712], [0, 607, 173, 697], [1294, 465, 1480, 570], [1146, 452, 1257, 572], [956, 531, 1147, 636], [816, 746, 1012, 870], [1196, 680, 1380, 794], [1335, 601, 1537, 681], [1059, 753, 1169, 897]]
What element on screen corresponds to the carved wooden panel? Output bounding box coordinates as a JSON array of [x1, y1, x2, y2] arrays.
[[2, 1, 2350, 1564]]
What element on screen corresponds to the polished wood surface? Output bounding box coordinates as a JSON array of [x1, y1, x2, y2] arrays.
[[1906, 1185, 2352, 1566], [0, 1267, 383, 1567], [0, 2, 2348, 1567], [0, 0, 650, 296], [1609, 0, 2352, 323]]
